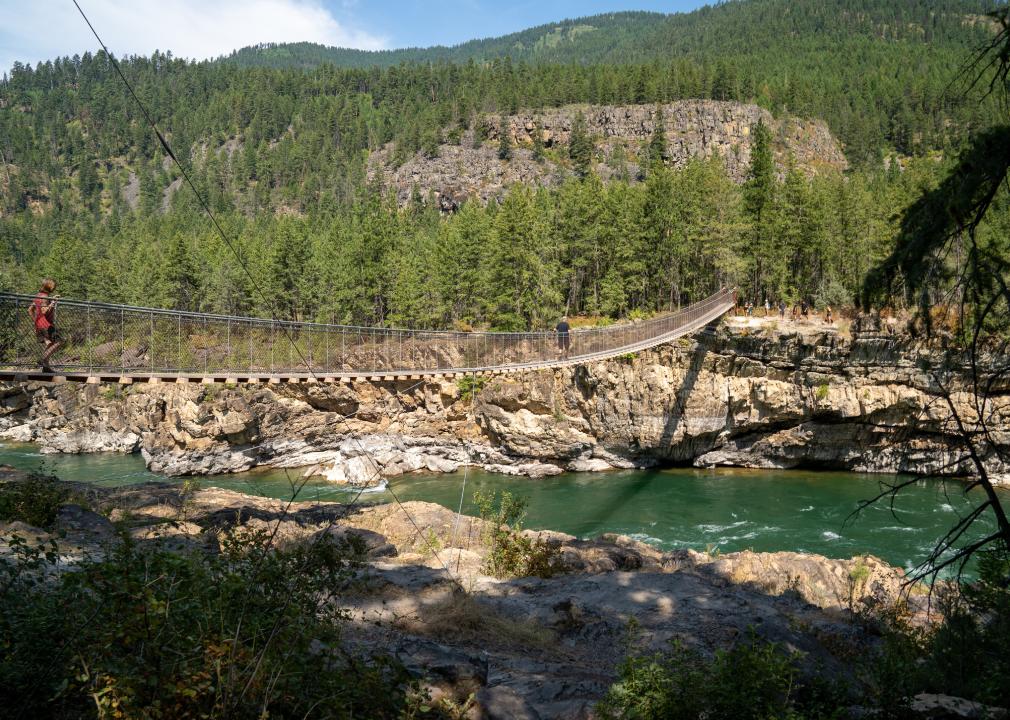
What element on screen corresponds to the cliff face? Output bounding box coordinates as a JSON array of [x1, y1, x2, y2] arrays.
[[368, 101, 847, 206], [1, 318, 1005, 483]]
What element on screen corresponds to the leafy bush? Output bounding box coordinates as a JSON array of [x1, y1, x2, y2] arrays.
[[456, 375, 487, 403], [597, 628, 848, 720], [859, 548, 1010, 713], [815, 277, 851, 311], [0, 526, 414, 719], [0, 470, 78, 528], [904, 549, 1010, 709], [473, 489, 560, 579]]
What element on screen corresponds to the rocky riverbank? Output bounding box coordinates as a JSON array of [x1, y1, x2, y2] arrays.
[[0, 465, 919, 718], [1, 316, 1006, 486]]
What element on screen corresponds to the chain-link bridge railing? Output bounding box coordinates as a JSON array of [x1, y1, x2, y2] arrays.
[[0, 288, 735, 380]]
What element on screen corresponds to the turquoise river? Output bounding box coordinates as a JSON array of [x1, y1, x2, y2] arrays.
[[2, 442, 1004, 574]]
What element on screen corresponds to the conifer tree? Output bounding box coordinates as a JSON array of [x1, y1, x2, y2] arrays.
[[532, 120, 545, 163], [648, 106, 668, 170], [743, 120, 778, 301], [569, 111, 593, 178], [162, 235, 202, 311], [268, 219, 312, 321], [497, 113, 512, 161]]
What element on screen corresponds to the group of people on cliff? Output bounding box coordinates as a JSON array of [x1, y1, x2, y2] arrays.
[[742, 298, 833, 324]]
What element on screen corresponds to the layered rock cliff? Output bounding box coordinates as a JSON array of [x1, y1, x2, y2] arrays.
[[368, 101, 847, 205], [2, 317, 1005, 484]]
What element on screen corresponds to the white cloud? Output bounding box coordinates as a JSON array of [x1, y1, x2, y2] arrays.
[[0, 0, 388, 74]]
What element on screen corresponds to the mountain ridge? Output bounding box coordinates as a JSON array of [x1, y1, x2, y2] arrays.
[[222, 1, 999, 71], [223, 11, 667, 69]]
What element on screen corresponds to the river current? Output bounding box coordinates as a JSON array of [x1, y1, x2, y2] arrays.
[[2, 442, 1003, 574]]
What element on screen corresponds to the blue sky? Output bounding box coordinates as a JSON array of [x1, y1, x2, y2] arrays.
[[1, 1, 708, 75], [327, 1, 707, 48]]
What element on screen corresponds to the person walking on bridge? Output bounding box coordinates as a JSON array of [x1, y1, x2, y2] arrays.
[[556, 315, 571, 360], [29, 279, 62, 373]]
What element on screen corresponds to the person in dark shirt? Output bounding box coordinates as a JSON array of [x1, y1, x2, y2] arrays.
[[556, 316, 571, 360]]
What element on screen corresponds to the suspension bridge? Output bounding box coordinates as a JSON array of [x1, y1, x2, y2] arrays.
[[0, 288, 735, 385]]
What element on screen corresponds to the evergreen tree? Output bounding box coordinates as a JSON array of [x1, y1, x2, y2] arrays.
[[743, 120, 778, 301], [497, 114, 512, 161], [569, 111, 593, 178], [268, 219, 312, 321], [648, 105, 668, 170], [40, 236, 97, 300], [532, 120, 545, 163], [487, 185, 559, 329], [162, 235, 202, 311]]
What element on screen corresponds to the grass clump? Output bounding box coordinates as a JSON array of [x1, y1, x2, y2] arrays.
[[410, 591, 556, 650]]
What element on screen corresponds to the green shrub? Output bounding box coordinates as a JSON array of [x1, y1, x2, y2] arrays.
[[861, 548, 1010, 712], [917, 549, 1010, 708], [0, 470, 78, 528], [474, 489, 560, 579], [847, 556, 871, 610], [0, 526, 413, 718], [816, 382, 830, 400], [597, 628, 848, 720], [457, 375, 487, 403]]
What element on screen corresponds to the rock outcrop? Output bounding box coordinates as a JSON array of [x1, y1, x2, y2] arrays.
[[0, 467, 919, 718], [2, 316, 1007, 484], [369, 101, 847, 205]]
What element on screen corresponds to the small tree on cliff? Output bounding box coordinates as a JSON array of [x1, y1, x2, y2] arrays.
[[497, 113, 512, 161], [569, 111, 593, 178], [532, 120, 545, 163], [648, 105, 668, 170]]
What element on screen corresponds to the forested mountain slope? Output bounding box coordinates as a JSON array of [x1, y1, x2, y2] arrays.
[[0, 0, 1006, 334], [226, 0, 1005, 162]]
